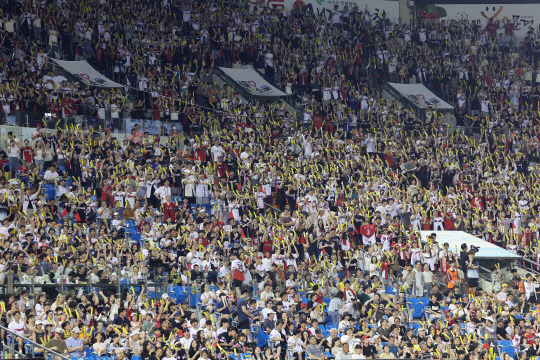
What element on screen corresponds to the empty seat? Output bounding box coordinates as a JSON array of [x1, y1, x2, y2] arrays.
[[411, 303, 425, 318]]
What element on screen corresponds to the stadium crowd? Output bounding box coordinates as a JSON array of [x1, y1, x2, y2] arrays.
[[0, 0, 540, 360]]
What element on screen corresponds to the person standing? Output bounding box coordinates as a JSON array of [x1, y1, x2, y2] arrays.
[[465, 251, 480, 293], [446, 262, 459, 296], [5, 137, 20, 179], [237, 288, 252, 339], [411, 261, 424, 297], [328, 290, 343, 326]]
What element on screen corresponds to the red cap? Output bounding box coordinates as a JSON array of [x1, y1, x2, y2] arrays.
[[482, 343, 490, 349], [301, 303, 307, 308], [362, 335, 369, 340]]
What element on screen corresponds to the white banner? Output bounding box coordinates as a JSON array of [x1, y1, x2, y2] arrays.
[[248, 0, 400, 22], [219, 67, 287, 97], [420, 3, 538, 39], [388, 83, 454, 110], [51, 59, 125, 88], [420, 231, 521, 259]]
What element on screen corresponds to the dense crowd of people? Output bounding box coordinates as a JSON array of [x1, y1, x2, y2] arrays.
[[0, 0, 540, 360]]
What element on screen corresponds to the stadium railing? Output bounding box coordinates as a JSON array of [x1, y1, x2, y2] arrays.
[[0, 323, 71, 360]]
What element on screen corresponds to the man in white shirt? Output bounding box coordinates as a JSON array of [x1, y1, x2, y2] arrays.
[[44, 166, 59, 182], [239, 145, 251, 164], [524, 273, 538, 301], [188, 319, 201, 338], [362, 133, 376, 153], [216, 319, 229, 336], [52, 69, 68, 89], [22, 182, 42, 214], [269, 321, 287, 358], [186, 244, 203, 268], [42, 70, 55, 90], [261, 299, 276, 320], [254, 257, 269, 283], [497, 284, 509, 303], [54, 178, 68, 198], [178, 330, 193, 350], [210, 142, 224, 162], [330, 5, 342, 30], [260, 283, 274, 301], [305, 189, 318, 214], [155, 180, 172, 203], [8, 311, 26, 352]]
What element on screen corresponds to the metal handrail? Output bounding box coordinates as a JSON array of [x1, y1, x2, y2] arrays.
[[518, 257, 540, 275], [4, 276, 169, 301], [0, 324, 70, 360]]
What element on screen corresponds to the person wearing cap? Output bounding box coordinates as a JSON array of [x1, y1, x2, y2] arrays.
[[33, 320, 47, 357], [65, 327, 84, 358], [263, 310, 276, 332], [45, 327, 68, 356], [481, 317, 497, 345], [361, 335, 376, 358]]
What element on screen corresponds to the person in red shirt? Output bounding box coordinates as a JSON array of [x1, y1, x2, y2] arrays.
[[161, 195, 176, 222], [17, 159, 30, 185], [62, 94, 79, 125], [525, 324, 536, 345], [444, 211, 455, 230], [485, 18, 500, 38], [21, 139, 33, 164]]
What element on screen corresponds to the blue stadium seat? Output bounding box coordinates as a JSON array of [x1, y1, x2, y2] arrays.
[[326, 325, 337, 332], [257, 329, 268, 347], [42, 183, 56, 201], [411, 303, 425, 318], [499, 346, 515, 358], [385, 286, 396, 295]]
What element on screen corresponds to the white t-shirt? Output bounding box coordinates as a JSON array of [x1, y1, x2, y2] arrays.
[[7, 146, 19, 158], [44, 170, 59, 180], [8, 319, 26, 335]]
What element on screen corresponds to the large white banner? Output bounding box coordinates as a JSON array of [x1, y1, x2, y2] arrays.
[[248, 0, 400, 22], [51, 59, 125, 88], [420, 231, 521, 259], [388, 82, 454, 110], [219, 67, 287, 97], [422, 4, 538, 39]]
